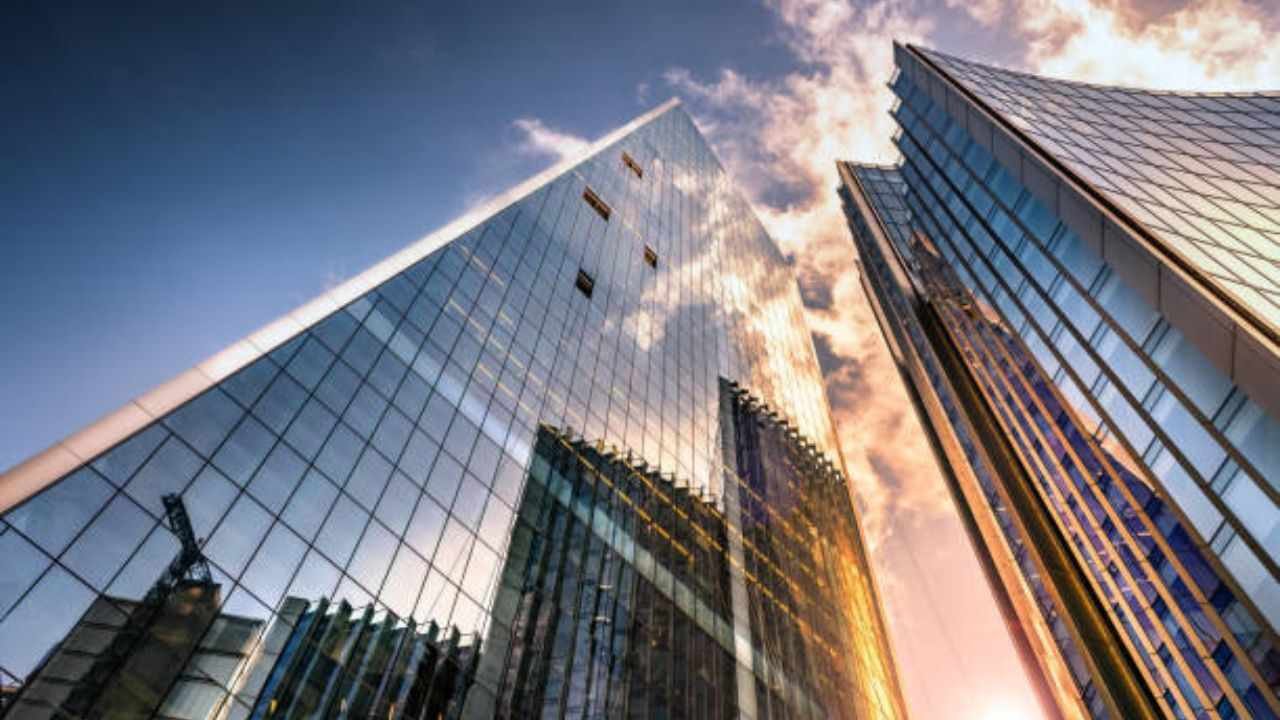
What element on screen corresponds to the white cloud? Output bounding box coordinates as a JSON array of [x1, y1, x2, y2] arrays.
[[511, 117, 591, 163]]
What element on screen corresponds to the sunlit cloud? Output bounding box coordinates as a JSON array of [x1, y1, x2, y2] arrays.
[[997, 0, 1280, 88], [662, 0, 1280, 716], [664, 0, 1280, 547], [663, 0, 943, 552]]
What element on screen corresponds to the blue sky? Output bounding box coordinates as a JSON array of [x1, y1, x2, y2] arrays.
[[1, 0, 802, 470], [6, 1, 1278, 718]]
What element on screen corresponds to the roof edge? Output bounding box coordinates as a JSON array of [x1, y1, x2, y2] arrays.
[[0, 97, 683, 514], [900, 44, 1280, 418], [904, 43, 1280, 96]]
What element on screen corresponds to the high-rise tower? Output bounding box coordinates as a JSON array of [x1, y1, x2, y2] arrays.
[[0, 101, 904, 719], [840, 44, 1280, 720]]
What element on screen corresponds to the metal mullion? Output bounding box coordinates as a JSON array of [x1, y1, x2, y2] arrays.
[[908, 170, 1253, 718], [897, 69, 1280, 562], [900, 107, 1280, 635], [901, 127, 1280, 712], [847, 182, 1093, 715], [924, 284, 1190, 718], [901, 173, 1201, 713]]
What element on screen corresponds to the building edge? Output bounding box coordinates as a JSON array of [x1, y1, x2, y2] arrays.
[[0, 99, 684, 514], [897, 42, 1280, 423], [839, 160, 1088, 720], [896, 46, 1280, 700]]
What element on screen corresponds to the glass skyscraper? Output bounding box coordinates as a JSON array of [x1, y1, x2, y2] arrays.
[[840, 44, 1280, 719], [0, 100, 905, 718]]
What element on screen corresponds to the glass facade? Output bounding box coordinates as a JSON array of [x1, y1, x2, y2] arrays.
[[923, 50, 1280, 333], [839, 44, 1280, 720], [840, 164, 1109, 720], [0, 102, 904, 719], [484, 382, 892, 718]]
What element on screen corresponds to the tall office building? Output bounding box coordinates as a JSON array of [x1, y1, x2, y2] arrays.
[[0, 100, 905, 718], [840, 44, 1280, 720]]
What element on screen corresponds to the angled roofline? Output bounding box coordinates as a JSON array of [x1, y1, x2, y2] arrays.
[[897, 42, 1280, 420], [0, 98, 683, 515], [913, 45, 1280, 96]]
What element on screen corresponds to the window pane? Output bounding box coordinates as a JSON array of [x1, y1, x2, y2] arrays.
[[0, 566, 96, 679], [62, 493, 154, 590], [4, 467, 113, 556]]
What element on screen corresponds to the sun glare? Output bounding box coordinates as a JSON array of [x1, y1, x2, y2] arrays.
[[979, 697, 1040, 720]]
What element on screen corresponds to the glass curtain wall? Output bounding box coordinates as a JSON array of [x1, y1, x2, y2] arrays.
[[0, 102, 903, 719]]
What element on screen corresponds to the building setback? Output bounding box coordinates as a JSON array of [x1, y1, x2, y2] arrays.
[[839, 43, 1280, 720], [0, 100, 905, 719]]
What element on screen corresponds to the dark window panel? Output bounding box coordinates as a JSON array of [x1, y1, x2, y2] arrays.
[[285, 336, 337, 391], [0, 566, 96, 679], [240, 522, 307, 609], [183, 465, 239, 542], [314, 421, 364, 486], [315, 494, 370, 569], [405, 495, 448, 563], [283, 397, 339, 461], [281, 469, 340, 542], [125, 435, 204, 518], [348, 520, 397, 595], [221, 356, 279, 409], [371, 407, 414, 462], [91, 424, 168, 487], [246, 442, 307, 514], [427, 453, 464, 510], [0, 525, 51, 620]]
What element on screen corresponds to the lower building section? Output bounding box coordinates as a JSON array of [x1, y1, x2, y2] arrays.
[[0, 383, 903, 720], [0, 103, 902, 720], [468, 380, 904, 719]]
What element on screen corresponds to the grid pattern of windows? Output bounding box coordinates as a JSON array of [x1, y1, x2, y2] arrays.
[[922, 48, 1280, 333], [0, 105, 875, 719], [842, 164, 1105, 719], [876, 61, 1280, 718], [482, 398, 897, 720]]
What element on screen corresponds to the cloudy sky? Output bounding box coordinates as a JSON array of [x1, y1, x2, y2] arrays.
[[3, 1, 1278, 717]]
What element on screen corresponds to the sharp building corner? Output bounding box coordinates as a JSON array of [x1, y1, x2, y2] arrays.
[[839, 42, 1280, 720], [0, 101, 906, 719]]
